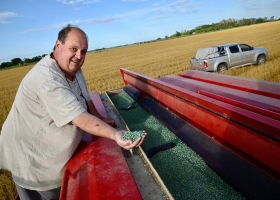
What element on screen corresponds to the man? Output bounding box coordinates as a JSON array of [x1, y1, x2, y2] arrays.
[[0, 24, 146, 200]]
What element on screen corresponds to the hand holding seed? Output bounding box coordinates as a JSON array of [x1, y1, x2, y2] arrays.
[[115, 130, 147, 150]]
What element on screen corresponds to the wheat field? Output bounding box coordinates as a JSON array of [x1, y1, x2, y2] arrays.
[[0, 21, 280, 199]]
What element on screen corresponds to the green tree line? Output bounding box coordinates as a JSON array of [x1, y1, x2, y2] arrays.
[[168, 16, 278, 38], [0, 54, 47, 70]]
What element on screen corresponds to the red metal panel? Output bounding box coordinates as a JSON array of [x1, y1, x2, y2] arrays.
[[61, 138, 142, 200], [159, 75, 280, 113], [60, 92, 142, 200], [120, 68, 280, 179], [179, 70, 280, 99], [122, 69, 280, 141], [90, 92, 108, 119], [158, 75, 280, 121], [197, 90, 280, 121]]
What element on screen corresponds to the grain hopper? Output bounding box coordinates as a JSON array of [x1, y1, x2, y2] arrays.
[[59, 69, 280, 200]]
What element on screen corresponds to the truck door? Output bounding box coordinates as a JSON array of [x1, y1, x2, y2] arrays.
[[239, 44, 255, 64], [228, 45, 242, 67]]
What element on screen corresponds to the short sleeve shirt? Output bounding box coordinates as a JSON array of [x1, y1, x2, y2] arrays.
[[0, 54, 91, 190]]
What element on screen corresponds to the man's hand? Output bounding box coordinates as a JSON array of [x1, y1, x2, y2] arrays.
[[115, 131, 146, 150], [73, 112, 146, 150]]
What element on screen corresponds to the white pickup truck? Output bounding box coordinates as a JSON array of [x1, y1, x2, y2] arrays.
[[190, 43, 268, 72]]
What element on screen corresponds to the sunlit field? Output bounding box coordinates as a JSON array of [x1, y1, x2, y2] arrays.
[[82, 20, 280, 93], [0, 21, 280, 199]]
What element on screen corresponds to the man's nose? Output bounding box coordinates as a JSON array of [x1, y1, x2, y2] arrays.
[[75, 51, 81, 59]]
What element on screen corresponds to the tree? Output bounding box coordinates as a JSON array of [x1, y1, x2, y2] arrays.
[[0, 62, 12, 69], [31, 56, 42, 62], [11, 58, 23, 66], [175, 31, 181, 37], [256, 18, 264, 24], [23, 58, 32, 64]]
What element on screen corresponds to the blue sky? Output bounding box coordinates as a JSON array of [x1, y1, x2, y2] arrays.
[[1, 0, 279, 63]]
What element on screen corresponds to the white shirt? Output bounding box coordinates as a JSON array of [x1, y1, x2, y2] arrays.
[[0, 54, 91, 190]]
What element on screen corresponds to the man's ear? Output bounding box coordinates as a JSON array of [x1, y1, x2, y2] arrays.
[[55, 40, 61, 49]]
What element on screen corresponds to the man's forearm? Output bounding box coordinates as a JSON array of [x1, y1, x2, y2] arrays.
[[72, 112, 116, 140]]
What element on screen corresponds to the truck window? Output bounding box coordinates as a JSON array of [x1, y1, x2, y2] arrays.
[[219, 46, 226, 56], [240, 44, 252, 52], [229, 45, 240, 53]]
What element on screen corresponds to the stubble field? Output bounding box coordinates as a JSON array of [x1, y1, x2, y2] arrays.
[[0, 21, 280, 199]]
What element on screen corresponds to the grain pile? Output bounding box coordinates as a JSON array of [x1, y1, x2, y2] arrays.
[[110, 92, 246, 200], [122, 130, 145, 142]]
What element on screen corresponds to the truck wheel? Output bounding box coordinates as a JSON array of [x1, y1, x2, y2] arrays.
[[217, 64, 227, 72], [257, 55, 266, 65]]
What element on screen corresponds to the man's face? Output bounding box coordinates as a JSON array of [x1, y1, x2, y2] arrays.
[[54, 29, 88, 80]]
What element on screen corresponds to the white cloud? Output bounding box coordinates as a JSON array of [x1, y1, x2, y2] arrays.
[[0, 12, 22, 24], [57, 0, 100, 5], [19, 21, 82, 34], [152, 1, 166, 7], [235, 0, 280, 18], [20, 0, 205, 33]]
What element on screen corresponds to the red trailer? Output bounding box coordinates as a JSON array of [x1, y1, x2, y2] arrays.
[[58, 69, 280, 200]]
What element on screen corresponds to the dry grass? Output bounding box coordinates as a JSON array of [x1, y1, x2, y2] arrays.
[[0, 21, 280, 199], [0, 170, 16, 200]]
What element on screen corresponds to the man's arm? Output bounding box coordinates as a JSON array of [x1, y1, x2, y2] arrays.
[[72, 112, 145, 150]]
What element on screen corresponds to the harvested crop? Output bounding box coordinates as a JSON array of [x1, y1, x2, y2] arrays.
[[122, 130, 145, 142], [111, 92, 245, 200]]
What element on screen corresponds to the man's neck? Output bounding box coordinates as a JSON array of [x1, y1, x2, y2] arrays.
[[51, 52, 75, 81]]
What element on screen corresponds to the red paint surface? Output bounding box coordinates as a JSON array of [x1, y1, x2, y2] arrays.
[[60, 92, 142, 200], [179, 70, 280, 99]]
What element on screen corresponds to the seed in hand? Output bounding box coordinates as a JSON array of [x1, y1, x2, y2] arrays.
[[122, 130, 145, 142]]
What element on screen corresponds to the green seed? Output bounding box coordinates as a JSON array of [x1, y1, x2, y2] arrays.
[[122, 130, 145, 142]]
